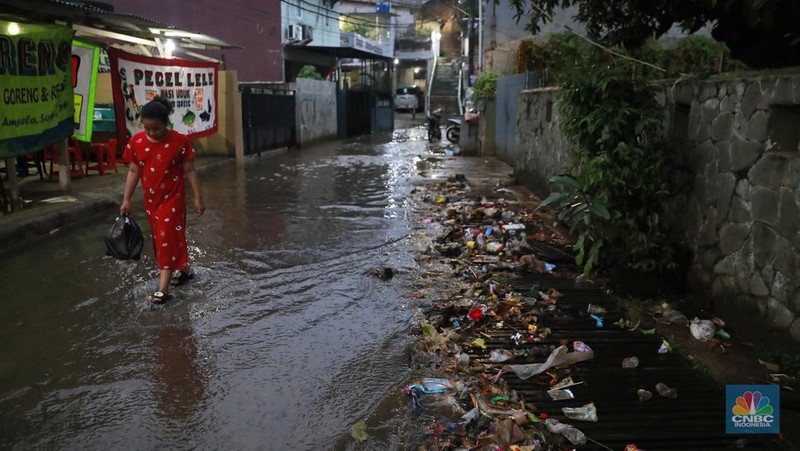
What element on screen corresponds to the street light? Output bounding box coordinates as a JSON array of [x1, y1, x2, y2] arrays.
[[7, 22, 20, 35]]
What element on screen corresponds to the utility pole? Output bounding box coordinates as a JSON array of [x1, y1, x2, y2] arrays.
[[478, 0, 483, 73]]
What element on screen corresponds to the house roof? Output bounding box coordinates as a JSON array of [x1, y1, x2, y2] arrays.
[[0, 0, 240, 50]]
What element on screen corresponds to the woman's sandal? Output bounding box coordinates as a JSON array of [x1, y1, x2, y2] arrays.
[[148, 291, 173, 304], [170, 270, 194, 287]]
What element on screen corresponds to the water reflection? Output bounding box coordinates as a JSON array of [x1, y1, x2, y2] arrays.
[[0, 131, 432, 449], [152, 325, 205, 421]]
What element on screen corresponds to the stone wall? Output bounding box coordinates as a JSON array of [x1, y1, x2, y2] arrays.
[[666, 73, 800, 342], [295, 78, 337, 146], [513, 72, 800, 342], [514, 87, 570, 195]]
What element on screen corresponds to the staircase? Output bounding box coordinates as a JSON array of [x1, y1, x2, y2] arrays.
[[429, 57, 461, 117]]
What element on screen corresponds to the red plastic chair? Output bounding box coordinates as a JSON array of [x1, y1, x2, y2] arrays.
[[85, 142, 117, 175]]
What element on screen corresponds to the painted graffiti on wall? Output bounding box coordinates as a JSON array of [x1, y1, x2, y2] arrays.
[[295, 78, 337, 144]]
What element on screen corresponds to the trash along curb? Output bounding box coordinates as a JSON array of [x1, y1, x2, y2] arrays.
[[398, 174, 778, 450]]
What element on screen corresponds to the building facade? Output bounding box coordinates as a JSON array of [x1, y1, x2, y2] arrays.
[[104, 0, 283, 81]]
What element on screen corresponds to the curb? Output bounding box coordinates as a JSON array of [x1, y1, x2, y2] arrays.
[[0, 157, 234, 255], [0, 195, 118, 255]]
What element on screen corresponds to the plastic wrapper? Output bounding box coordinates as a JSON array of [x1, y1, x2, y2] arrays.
[[544, 418, 587, 445], [660, 308, 688, 324], [104, 214, 144, 261], [690, 318, 715, 341], [656, 382, 678, 398], [587, 303, 607, 315], [547, 388, 575, 400], [503, 223, 526, 231], [573, 341, 593, 353], [460, 407, 480, 425], [456, 351, 470, 367], [622, 357, 640, 368], [562, 402, 598, 422], [502, 345, 594, 380], [551, 376, 583, 390], [489, 349, 515, 363], [486, 242, 505, 253], [422, 378, 452, 392], [637, 389, 653, 401]]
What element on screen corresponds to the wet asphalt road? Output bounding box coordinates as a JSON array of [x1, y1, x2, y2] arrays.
[[0, 123, 439, 450]]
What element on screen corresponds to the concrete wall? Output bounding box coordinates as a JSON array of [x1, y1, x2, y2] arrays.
[[195, 71, 242, 157], [513, 72, 800, 342], [106, 0, 283, 82], [295, 78, 337, 146], [281, 0, 341, 48], [480, 98, 497, 156]]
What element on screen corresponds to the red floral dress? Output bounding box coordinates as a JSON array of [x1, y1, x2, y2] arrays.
[[123, 130, 196, 271]]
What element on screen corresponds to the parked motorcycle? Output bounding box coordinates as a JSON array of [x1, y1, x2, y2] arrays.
[[427, 109, 442, 142], [445, 118, 461, 144]]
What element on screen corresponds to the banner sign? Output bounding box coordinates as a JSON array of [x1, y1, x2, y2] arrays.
[[72, 40, 100, 142], [0, 21, 75, 158], [108, 48, 218, 144]]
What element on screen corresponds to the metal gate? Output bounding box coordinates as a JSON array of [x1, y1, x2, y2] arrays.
[[337, 90, 372, 138], [240, 84, 296, 155], [495, 72, 540, 165]]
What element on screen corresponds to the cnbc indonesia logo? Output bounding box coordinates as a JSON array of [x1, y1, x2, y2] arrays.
[[726, 385, 780, 434]]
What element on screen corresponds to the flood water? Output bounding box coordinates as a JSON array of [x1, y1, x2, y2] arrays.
[[0, 127, 439, 449]]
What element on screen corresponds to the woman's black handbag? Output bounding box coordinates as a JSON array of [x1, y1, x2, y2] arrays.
[[105, 214, 144, 260]]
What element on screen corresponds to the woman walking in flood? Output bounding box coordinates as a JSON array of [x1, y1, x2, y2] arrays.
[[120, 96, 205, 304]]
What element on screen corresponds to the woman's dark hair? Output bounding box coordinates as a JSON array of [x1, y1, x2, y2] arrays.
[[141, 96, 174, 124]]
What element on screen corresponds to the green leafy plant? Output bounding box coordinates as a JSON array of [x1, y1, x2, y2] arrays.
[[527, 33, 747, 83], [538, 51, 676, 275], [510, 0, 798, 68], [472, 71, 501, 101], [539, 175, 613, 275], [528, 32, 592, 81], [671, 35, 748, 76], [297, 65, 322, 80]]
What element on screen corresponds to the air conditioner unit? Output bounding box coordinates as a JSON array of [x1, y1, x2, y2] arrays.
[[287, 24, 303, 41], [302, 24, 313, 42]]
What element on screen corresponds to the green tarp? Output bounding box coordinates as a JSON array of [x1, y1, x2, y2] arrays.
[[0, 20, 75, 158]]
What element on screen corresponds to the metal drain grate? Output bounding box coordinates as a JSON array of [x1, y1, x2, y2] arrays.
[[466, 273, 772, 450]]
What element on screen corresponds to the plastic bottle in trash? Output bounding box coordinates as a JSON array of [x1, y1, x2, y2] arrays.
[[622, 357, 639, 369]]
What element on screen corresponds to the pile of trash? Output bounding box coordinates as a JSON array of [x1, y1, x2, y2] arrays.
[[396, 174, 796, 450], [404, 177, 635, 450]]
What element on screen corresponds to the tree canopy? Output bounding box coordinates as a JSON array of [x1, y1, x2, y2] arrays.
[[509, 0, 800, 68]]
